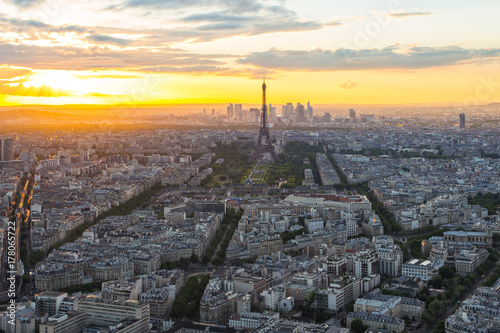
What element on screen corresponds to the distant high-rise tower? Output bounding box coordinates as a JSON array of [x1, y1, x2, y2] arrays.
[[459, 113, 466, 129], [235, 104, 242, 114], [306, 102, 313, 121], [249, 78, 277, 162], [0, 138, 13, 161], [349, 109, 356, 122], [235, 104, 243, 123], [268, 104, 276, 123], [282, 103, 294, 120], [296, 103, 305, 122], [249, 108, 260, 123]]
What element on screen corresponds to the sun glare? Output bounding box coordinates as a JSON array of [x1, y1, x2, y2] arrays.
[[27, 70, 88, 95]]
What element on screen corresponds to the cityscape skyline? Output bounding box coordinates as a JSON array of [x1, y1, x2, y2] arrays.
[[1, 123, 499, 333], [1, 2, 500, 333]]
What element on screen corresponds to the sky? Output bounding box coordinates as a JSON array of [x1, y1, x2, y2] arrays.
[[0, 0, 500, 107]]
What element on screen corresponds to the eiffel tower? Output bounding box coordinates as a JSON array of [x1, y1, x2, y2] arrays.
[[249, 78, 278, 162]]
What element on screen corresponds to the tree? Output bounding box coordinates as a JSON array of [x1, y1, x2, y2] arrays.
[[382, 289, 402, 296], [432, 320, 445, 333], [211, 257, 223, 265], [428, 300, 447, 318], [438, 266, 455, 279], [350, 319, 368, 333], [429, 274, 443, 288], [190, 253, 199, 264], [29, 250, 46, 266], [251, 302, 264, 313], [185, 303, 198, 319], [346, 301, 355, 313], [493, 233, 500, 245]]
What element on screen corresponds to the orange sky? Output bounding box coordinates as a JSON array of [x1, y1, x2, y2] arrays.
[[1, 0, 500, 107]]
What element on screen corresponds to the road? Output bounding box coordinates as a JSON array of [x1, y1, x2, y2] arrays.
[[183, 266, 214, 284], [424, 260, 500, 333], [180, 265, 233, 288], [0, 170, 36, 297], [1, 176, 28, 293]]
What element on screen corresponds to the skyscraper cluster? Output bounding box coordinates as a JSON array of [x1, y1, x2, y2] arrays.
[[281, 102, 314, 123], [221, 100, 315, 124]]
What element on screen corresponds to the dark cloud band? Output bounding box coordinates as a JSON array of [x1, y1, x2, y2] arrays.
[[239, 46, 500, 71]]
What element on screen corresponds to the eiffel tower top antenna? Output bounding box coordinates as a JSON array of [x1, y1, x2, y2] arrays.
[[261, 76, 267, 129]]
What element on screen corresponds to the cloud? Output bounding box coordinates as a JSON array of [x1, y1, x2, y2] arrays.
[[84, 92, 128, 98], [0, 65, 72, 98], [239, 46, 500, 71], [339, 80, 358, 89], [325, 21, 343, 27], [226, 0, 263, 13], [0, 43, 236, 75], [250, 21, 322, 35], [0, 14, 189, 45], [197, 23, 244, 31], [103, 0, 322, 41], [4, 0, 44, 8], [73, 73, 144, 79], [182, 11, 254, 22], [0, 14, 98, 38], [0, 14, 49, 30], [389, 11, 432, 18], [0, 66, 32, 80], [325, 10, 431, 26], [0, 6, 322, 46], [140, 65, 241, 76], [0, 83, 72, 97], [179, 5, 322, 40], [52, 24, 88, 33], [88, 35, 131, 46], [110, 0, 264, 12]]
